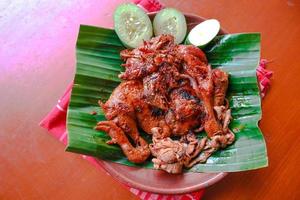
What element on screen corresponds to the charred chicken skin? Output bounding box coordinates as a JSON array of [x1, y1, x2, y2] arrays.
[[95, 35, 234, 173]]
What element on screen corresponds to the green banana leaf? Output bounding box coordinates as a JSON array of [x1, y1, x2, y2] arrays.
[[66, 25, 268, 172]]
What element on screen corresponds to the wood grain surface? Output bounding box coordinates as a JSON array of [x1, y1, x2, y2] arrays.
[[0, 0, 299, 199]]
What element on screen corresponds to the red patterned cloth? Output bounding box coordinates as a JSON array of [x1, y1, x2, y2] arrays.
[[40, 0, 272, 199], [133, 0, 164, 12], [257, 59, 273, 98]]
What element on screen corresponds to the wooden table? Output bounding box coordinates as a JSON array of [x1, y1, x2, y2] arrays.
[[1, 0, 299, 199]]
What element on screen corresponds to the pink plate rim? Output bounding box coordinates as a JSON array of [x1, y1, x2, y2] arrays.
[[98, 159, 228, 194]]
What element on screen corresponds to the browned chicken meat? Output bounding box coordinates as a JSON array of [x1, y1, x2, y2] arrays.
[[143, 64, 181, 110], [150, 130, 207, 174], [119, 35, 180, 80], [95, 35, 234, 173], [165, 84, 204, 136]]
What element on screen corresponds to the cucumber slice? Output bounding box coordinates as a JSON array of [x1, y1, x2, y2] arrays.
[[114, 3, 153, 48], [153, 8, 187, 44], [185, 19, 220, 48]]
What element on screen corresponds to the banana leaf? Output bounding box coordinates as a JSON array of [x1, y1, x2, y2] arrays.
[[66, 25, 268, 172]]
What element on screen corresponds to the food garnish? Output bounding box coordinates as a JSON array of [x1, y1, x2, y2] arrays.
[[153, 8, 187, 44], [185, 19, 220, 48], [114, 3, 153, 48]]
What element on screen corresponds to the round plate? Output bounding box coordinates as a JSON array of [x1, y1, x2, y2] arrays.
[[97, 13, 227, 195]]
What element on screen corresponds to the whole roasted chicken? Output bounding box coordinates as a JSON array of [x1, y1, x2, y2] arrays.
[[95, 35, 234, 173]]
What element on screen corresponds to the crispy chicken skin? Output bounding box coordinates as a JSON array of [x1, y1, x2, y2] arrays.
[[119, 35, 179, 80], [177, 45, 223, 138], [165, 85, 204, 135], [95, 35, 234, 171], [143, 64, 180, 110], [97, 81, 151, 163]]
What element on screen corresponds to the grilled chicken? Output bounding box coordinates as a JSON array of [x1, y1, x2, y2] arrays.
[[95, 35, 234, 173]]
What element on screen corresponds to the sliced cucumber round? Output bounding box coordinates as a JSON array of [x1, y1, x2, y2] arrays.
[[114, 3, 153, 48], [185, 19, 220, 48], [153, 8, 187, 44]]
